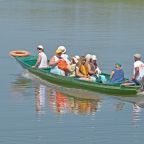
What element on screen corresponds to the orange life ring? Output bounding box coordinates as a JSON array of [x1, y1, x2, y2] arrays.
[[9, 50, 31, 57]]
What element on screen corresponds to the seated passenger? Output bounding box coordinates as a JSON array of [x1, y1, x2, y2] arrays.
[[91, 55, 107, 83], [49, 48, 67, 76], [109, 63, 124, 83], [75, 56, 94, 81], [57, 45, 70, 64], [85, 54, 96, 81], [32, 45, 48, 68], [91, 55, 101, 77], [68, 55, 80, 77]]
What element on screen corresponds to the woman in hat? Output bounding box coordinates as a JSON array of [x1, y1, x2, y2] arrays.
[[57, 46, 70, 64], [68, 55, 80, 77], [90, 55, 107, 83], [49, 48, 66, 76], [75, 56, 96, 81], [75, 56, 89, 79], [32, 45, 48, 68], [109, 63, 124, 83], [86, 55, 100, 76]]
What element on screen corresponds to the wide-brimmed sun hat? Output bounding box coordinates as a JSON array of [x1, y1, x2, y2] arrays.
[[134, 53, 141, 59], [57, 46, 66, 54], [37, 45, 44, 49]]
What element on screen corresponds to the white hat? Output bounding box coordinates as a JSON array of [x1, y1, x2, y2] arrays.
[[57, 46, 66, 54], [72, 57, 78, 63], [92, 55, 97, 60], [134, 53, 141, 59], [85, 54, 92, 61], [37, 45, 44, 49], [75, 55, 80, 60]]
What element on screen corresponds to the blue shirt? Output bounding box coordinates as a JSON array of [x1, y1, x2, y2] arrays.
[[110, 68, 124, 83]]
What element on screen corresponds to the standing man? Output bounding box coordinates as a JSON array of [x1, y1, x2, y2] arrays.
[[32, 45, 48, 68], [132, 53, 144, 85]]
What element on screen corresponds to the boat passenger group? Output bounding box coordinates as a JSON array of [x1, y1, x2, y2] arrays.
[[32, 45, 144, 86]]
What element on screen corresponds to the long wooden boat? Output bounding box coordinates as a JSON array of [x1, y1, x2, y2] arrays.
[[12, 55, 141, 96]]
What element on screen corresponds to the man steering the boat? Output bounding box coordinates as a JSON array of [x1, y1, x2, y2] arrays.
[[132, 53, 144, 85]]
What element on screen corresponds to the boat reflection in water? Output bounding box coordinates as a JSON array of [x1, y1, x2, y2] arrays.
[[35, 84, 46, 115], [10, 72, 102, 115], [47, 88, 102, 115], [132, 104, 141, 127], [11, 72, 144, 125], [115, 95, 144, 127], [10, 74, 32, 97]]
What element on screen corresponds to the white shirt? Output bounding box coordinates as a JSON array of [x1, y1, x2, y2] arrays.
[[96, 67, 101, 77], [134, 60, 144, 81], [38, 52, 48, 68]]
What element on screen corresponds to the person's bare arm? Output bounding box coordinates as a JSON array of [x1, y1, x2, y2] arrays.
[[32, 54, 42, 68], [87, 64, 95, 75], [49, 56, 58, 66], [110, 70, 115, 80], [132, 67, 139, 80], [75, 68, 84, 77]]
